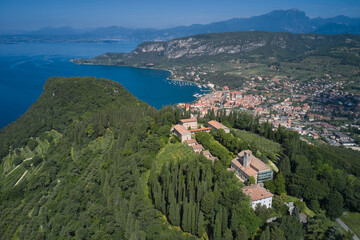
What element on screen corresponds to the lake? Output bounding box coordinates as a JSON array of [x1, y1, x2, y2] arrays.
[[0, 42, 201, 129]]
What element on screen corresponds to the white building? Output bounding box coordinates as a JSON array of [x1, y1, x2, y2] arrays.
[[242, 184, 273, 210]]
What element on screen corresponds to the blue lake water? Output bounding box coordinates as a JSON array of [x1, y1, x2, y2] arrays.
[[0, 42, 200, 129]]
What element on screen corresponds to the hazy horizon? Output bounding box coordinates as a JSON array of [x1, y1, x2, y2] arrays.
[[1, 0, 360, 31]]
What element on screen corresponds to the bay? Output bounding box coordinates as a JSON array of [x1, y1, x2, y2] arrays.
[[0, 42, 200, 129]]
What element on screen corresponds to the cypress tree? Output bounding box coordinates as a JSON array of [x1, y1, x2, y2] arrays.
[[169, 201, 177, 225], [221, 207, 228, 234], [191, 201, 196, 234], [153, 179, 162, 210], [160, 190, 166, 214], [175, 203, 180, 226], [274, 172, 286, 195], [197, 210, 204, 237], [214, 212, 222, 240], [196, 182, 203, 203], [182, 200, 190, 232]]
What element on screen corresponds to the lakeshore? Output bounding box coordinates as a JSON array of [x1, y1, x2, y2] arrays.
[[0, 42, 201, 129]]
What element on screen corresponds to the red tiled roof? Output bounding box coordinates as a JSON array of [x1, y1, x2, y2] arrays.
[[192, 144, 204, 150], [237, 150, 269, 172], [173, 124, 190, 135], [202, 150, 211, 156], [208, 120, 228, 130], [180, 118, 197, 123], [242, 185, 273, 201], [189, 127, 211, 132], [184, 139, 197, 144], [231, 158, 258, 177]]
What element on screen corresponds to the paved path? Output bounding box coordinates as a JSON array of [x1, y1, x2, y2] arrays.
[[336, 218, 359, 240]]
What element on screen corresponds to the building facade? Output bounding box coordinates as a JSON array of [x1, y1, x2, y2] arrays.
[[231, 150, 273, 183], [242, 184, 273, 210], [180, 118, 198, 129], [172, 124, 191, 142]]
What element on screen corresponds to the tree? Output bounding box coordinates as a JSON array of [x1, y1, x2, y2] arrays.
[[325, 191, 343, 219], [201, 192, 215, 214], [223, 228, 233, 240], [248, 176, 256, 185], [264, 180, 276, 194], [292, 206, 300, 222], [274, 172, 286, 195], [260, 226, 270, 240], [279, 156, 291, 177], [325, 226, 343, 240], [197, 211, 204, 237], [235, 225, 248, 240], [278, 215, 304, 240], [255, 204, 272, 223], [214, 212, 222, 240], [305, 211, 333, 240], [270, 225, 286, 240]]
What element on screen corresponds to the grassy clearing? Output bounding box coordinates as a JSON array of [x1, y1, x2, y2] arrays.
[[285, 195, 315, 217], [232, 129, 282, 162], [155, 143, 196, 171], [340, 212, 360, 237]]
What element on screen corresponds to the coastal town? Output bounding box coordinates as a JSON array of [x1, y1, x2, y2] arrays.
[[177, 74, 360, 149]]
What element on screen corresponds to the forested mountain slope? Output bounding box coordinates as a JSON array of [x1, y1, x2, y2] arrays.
[[0, 77, 259, 239]]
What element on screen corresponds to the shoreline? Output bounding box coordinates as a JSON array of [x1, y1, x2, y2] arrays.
[[73, 60, 212, 89]]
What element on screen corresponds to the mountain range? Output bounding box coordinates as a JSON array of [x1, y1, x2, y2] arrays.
[[1, 9, 360, 43]]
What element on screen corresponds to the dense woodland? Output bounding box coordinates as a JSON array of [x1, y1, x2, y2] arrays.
[[0, 77, 359, 239]]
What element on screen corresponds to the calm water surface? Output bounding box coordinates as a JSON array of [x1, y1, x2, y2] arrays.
[[0, 42, 200, 129]]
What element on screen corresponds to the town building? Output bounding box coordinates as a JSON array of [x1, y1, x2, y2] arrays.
[[180, 118, 198, 129], [231, 150, 273, 183], [184, 139, 197, 147], [242, 184, 273, 210], [208, 120, 230, 133], [172, 124, 191, 142], [192, 144, 204, 154]]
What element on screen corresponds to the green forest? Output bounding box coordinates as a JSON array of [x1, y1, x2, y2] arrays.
[[0, 77, 359, 239]]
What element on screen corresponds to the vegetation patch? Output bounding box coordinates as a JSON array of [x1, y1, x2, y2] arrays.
[[340, 212, 360, 237]]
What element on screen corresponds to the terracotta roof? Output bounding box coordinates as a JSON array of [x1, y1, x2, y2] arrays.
[[208, 120, 229, 130], [180, 118, 197, 123], [202, 150, 211, 156], [242, 185, 273, 201], [189, 127, 211, 132], [173, 124, 190, 135], [192, 144, 204, 150], [184, 139, 197, 145], [237, 150, 270, 172], [231, 158, 258, 177]]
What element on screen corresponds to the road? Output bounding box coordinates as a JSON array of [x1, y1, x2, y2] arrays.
[[336, 218, 359, 240]]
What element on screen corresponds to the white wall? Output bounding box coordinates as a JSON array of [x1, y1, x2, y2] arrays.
[[251, 197, 272, 210]]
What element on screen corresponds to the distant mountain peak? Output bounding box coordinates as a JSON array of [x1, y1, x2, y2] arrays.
[[3, 9, 360, 41]]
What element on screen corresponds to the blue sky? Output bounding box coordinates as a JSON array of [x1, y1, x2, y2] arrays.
[[1, 0, 360, 30]]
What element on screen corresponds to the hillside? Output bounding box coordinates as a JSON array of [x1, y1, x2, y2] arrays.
[[0, 77, 260, 239], [1, 76, 359, 239], [75, 31, 360, 89]]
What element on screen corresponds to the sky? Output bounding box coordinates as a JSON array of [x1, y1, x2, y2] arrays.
[[1, 0, 360, 31]]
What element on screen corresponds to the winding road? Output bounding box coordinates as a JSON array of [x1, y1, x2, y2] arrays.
[[336, 218, 359, 240]]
